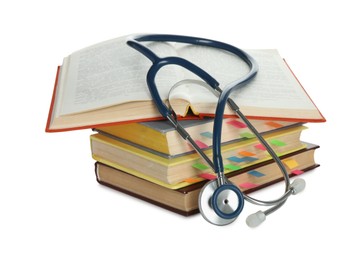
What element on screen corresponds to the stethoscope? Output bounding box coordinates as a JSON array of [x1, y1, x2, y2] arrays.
[[127, 34, 306, 227]]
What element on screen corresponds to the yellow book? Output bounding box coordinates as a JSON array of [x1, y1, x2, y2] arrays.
[[91, 125, 307, 187], [95, 118, 300, 156]]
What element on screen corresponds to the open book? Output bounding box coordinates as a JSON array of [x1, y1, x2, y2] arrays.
[[46, 35, 325, 132]]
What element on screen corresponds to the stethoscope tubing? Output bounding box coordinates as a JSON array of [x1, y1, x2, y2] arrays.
[[128, 34, 258, 175], [127, 34, 298, 222]]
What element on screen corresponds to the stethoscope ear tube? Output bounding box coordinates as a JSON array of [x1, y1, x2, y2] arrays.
[[145, 56, 219, 118]]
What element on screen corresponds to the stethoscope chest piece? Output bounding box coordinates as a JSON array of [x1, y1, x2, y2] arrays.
[[198, 180, 244, 226]]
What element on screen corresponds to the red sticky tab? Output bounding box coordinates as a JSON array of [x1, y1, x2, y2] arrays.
[[199, 173, 217, 180], [291, 169, 304, 175], [226, 119, 247, 128], [239, 182, 259, 189], [254, 143, 267, 151], [195, 140, 208, 149]]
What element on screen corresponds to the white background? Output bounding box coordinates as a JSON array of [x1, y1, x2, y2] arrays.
[[1, 1, 363, 259]]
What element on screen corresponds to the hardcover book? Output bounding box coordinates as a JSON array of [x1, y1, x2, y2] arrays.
[[95, 143, 319, 216], [91, 125, 307, 186], [46, 35, 325, 132], [95, 118, 301, 156]]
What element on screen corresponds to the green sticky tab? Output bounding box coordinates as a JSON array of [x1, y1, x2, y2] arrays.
[[240, 132, 255, 139], [224, 164, 242, 171], [192, 163, 209, 170], [269, 139, 287, 146]]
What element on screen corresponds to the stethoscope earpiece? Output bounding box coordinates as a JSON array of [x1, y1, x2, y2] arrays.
[[246, 211, 266, 228], [290, 178, 306, 195]]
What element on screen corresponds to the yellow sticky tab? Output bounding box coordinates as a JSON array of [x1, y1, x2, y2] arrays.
[[283, 158, 299, 169]]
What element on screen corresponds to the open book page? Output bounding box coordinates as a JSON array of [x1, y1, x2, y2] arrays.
[[57, 36, 181, 116], [230, 49, 316, 110], [179, 44, 251, 90], [50, 35, 324, 128], [173, 47, 322, 120], [167, 44, 249, 106]]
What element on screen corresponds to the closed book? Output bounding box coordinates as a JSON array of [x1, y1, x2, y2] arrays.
[[95, 118, 301, 156], [91, 125, 307, 187], [95, 143, 319, 216]]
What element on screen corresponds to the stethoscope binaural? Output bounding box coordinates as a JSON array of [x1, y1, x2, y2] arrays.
[[127, 34, 306, 227]]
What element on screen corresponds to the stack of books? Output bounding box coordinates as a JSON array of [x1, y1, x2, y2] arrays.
[[91, 118, 320, 216], [45, 35, 325, 216]]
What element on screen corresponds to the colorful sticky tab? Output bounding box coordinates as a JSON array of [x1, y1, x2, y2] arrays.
[[199, 173, 217, 180], [184, 177, 202, 183], [239, 182, 259, 189], [283, 158, 299, 169], [291, 169, 304, 175], [241, 157, 258, 162], [248, 170, 265, 177], [227, 119, 247, 128], [269, 139, 287, 147], [265, 121, 284, 128], [228, 156, 258, 163], [227, 156, 246, 163], [224, 164, 242, 171], [200, 131, 213, 139], [240, 132, 255, 139], [238, 151, 256, 157], [192, 163, 209, 170], [195, 140, 208, 149], [254, 143, 267, 151]]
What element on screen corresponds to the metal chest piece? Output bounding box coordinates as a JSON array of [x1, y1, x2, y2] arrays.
[[198, 180, 244, 226]]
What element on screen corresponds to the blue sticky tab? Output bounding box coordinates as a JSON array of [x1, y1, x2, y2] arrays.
[[248, 170, 265, 177], [227, 156, 258, 163], [241, 157, 258, 162], [200, 131, 213, 139], [227, 156, 246, 163]]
